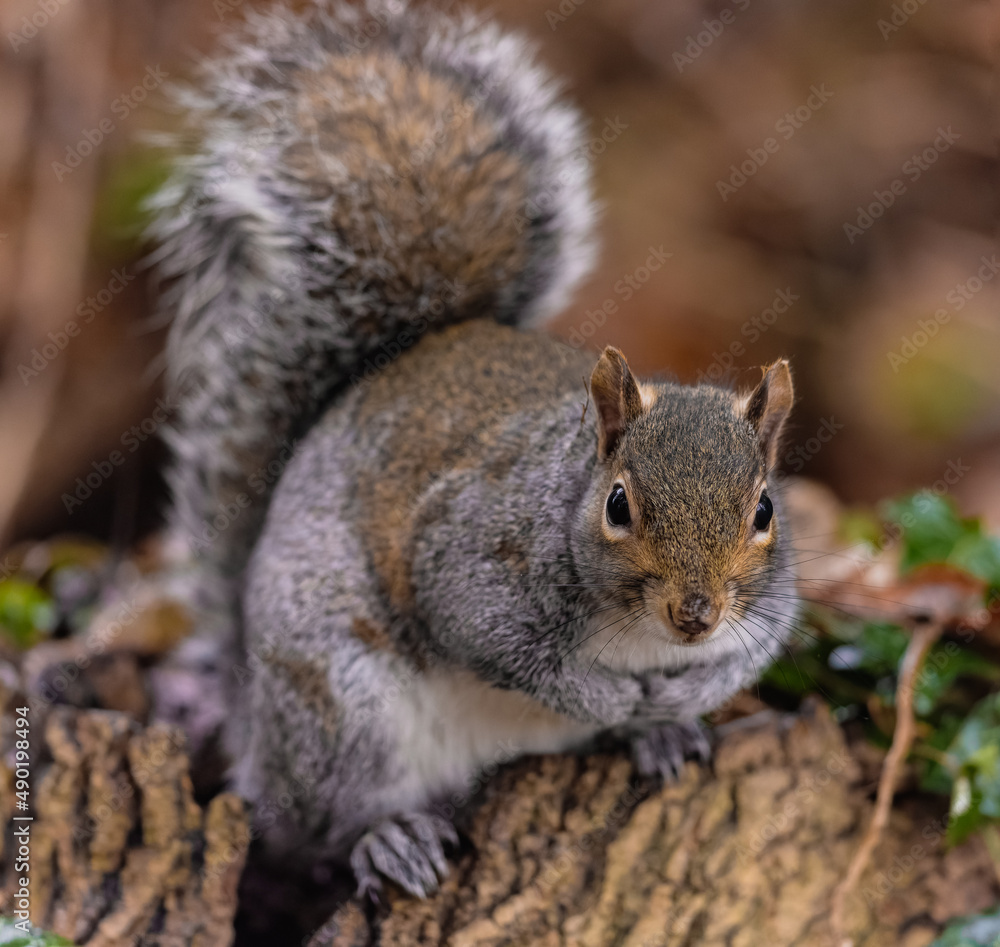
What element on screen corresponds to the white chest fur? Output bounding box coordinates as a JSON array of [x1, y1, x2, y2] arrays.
[[392, 668, 598, 797]]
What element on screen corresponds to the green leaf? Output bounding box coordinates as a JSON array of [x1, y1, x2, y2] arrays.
[[0, 917, 76, 946], [884, 492, 1000, 590], [839, 508, 883, 549], [945, 693, 1000, 844], [949, 532, 1000, 589], [928, 905, 1000, 947], [0, 579, 56, 648], [853, 622, 909, 677], [775, 495, 1000, 854], [884, 492, 975, 572], [91, 149, 172, 258], [762, 648, 873, 708], [919, 713, 966, 795], [914, 645, 1000, 718]]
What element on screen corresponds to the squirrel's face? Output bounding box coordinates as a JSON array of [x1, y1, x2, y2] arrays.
[[576, 348, 794, 654]]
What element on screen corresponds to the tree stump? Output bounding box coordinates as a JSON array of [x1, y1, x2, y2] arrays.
[[3, 701, 997, 946], [309, 702, 999, 947], [0, 707, 248, 946]]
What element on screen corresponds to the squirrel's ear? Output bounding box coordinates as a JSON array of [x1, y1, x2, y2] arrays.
[[743, 359, 794, 468], [590, 347, 643, 459]]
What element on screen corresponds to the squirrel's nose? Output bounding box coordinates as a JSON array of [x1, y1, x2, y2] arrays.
[[668, 595, 719, 637]]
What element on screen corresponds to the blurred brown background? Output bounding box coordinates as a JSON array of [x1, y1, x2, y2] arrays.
[[0, 0, 997, 549]]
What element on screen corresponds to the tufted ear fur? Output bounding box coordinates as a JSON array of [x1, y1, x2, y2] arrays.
[[590, 347, 643, 459], [743, 359, 794, 468]]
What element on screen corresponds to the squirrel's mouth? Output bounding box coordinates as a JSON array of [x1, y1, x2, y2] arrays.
[[668, 632, 713, 646], [661, 601, 724, 644]]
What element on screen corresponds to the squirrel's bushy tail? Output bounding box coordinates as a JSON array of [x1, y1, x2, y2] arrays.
[[150, 0, 596, 590]]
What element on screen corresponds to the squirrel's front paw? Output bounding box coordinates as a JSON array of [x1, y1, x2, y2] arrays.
[[631, 721, 711, 782], [349, 812, 459, 900]]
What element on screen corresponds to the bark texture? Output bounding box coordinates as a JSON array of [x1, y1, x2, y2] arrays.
[[3, 702, 998, 946], [0, 707, 248, 946], [310, 702, 999, 947]]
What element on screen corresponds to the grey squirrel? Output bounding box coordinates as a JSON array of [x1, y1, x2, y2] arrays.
[[150, 0, 799, 899]]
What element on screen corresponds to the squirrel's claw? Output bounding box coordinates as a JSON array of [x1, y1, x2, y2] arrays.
[[350, 812, 458, 900], [631, 720, 712, 782]]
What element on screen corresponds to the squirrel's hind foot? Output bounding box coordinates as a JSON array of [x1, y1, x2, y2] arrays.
[[350, 812, 460, 900], [631, 721, 712, 782]]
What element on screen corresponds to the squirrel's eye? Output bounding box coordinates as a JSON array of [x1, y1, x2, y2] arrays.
[[606, 485, 631, 527], [753, 492, 773, 531]]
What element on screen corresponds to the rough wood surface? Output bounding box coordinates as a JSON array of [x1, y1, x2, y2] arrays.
[[3, 701, 997, 946], [0, 707, 248, 946], [310, 702, 999, 947]]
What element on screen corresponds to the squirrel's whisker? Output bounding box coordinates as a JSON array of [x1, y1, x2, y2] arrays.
[[558, 606, 643, 663], [738, 603, 824, 649], [576, 609, 651, 710], [523, 601, 631, 651], [721, 618, 760, 698]]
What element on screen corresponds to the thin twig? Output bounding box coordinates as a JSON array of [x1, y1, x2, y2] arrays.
[[829, 619, 943, 946]]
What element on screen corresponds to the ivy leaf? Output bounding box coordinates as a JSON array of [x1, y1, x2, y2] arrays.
[[0, 918, 76, 946], [853, 622, 909, 675], [0, 579, 56, 648], [885, 493, 974, 572], [946, 693, 1000, 844], [885, 493, 1000, 590], [949, 532, 1000, 591], [920, 714, 966, 795], [914, 646, 1000, 719], [928, 905, 1000, 947]]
